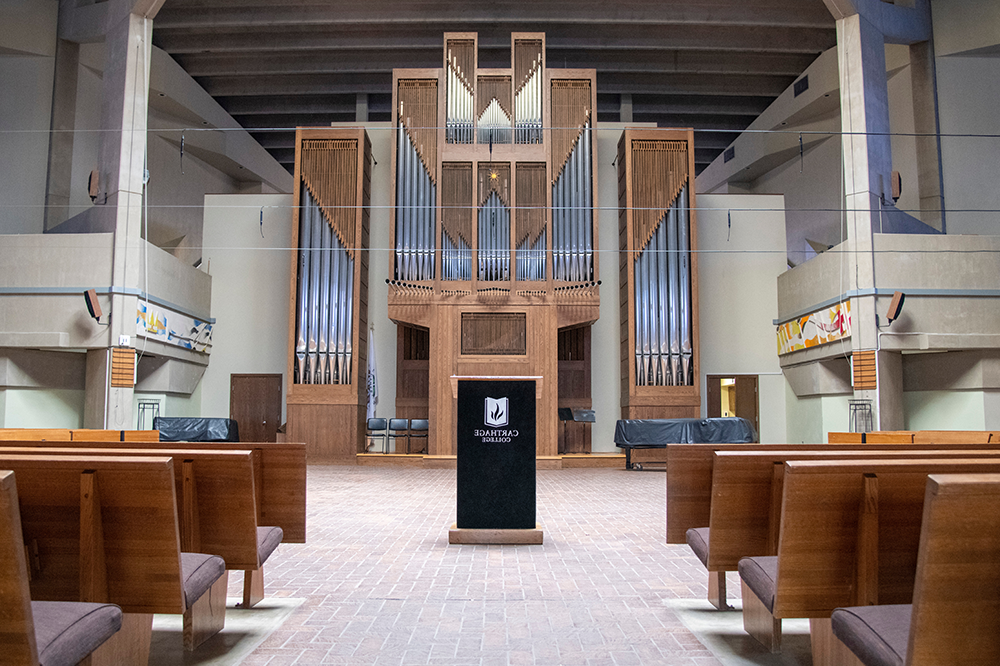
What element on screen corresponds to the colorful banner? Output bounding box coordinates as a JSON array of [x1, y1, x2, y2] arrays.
[[777, 300, 851, 355], [137, 301, 213, 353]]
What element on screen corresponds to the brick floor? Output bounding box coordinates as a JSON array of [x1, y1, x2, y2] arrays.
[[237, 465, 723, 665]]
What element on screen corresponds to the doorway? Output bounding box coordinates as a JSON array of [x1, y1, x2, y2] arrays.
[[706, 374, 759, 438], [230, 373, 283, 442]]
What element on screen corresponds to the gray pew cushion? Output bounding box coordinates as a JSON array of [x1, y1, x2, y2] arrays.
[[831, 604, 912, 666], [32, 601, 122, 666], [738, 555, 778, 612], [181, 552, 226, 609], [257, 525, 283, 565], [686, 527, 710, 568]]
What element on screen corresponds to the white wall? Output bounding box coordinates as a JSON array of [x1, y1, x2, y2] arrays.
[[362, 123, 397, 424], [0, 0, 56, 234], [696, 194, 788, 443], [785, 391, 850, 444], [0, 55, 55, 234], [904, 390, 986, 430], [1, 388, 85, 428], [199, 194, 293, 421], [935, 56, 1000, 236], [592, 123, 646, 451]]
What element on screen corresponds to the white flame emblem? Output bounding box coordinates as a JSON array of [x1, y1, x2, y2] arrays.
[[484, 397, 509, 427]]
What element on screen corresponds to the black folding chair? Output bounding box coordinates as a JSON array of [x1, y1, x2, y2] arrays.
[[408, 419, 429, 454], [366, 417, 388, 453], [387, 418, 409, 454]]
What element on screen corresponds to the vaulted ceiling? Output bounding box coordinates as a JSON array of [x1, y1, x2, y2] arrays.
[[152, 1, 837, 175]]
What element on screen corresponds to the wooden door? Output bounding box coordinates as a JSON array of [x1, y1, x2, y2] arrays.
[[734, 375, 759, 438], [707, 374, 759, 438], [230, 374, 282, 442]]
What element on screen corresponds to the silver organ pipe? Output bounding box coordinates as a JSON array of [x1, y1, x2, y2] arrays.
[[632, 184, 693, 386], [678, 186, 693, 385], [446, 54, 473, 144], [515, 60, 542, 144], [294, 185, 355, 385], [317, 215, 331, 384], [551, 121, 593, 281], [395, 122, 437, 281], [515, 228, 545, 281], [478, 191, 510, 281], [478, 98, 512, 145], [295, 193, 311, 384], [442, 232, 471, 281]]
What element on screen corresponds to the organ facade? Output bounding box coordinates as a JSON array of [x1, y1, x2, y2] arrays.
[[389, 33, 599, 457]]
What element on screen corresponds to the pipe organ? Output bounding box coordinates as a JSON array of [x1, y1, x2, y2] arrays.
[[287, 128, 372, 460], [618, 129, 700, 419], [390, 33, 599, 457]]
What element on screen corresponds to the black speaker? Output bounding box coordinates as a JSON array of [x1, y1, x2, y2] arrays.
[[887, 291, 905, 323], [84, 289, 102, 321]]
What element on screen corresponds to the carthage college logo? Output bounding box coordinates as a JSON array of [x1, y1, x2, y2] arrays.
[[484, 397, 509, 427]]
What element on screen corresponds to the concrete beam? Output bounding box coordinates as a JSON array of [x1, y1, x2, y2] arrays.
[[822, 0, 931, 44]]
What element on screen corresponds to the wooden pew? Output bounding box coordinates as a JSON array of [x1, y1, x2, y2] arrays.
[[831, 473, 1000, 666], [741, 458, 1000, 665], [68, 429, 160, 442], [0, 454, 229, 663], [665, 441, 1000, 545], [1, 469, 125, 666], [911, 430, 993, 444], [0, 439, 306, 543], [0, 429, 71, 441], [698, 449, 1000, 610], [2, 446, 280, 608], [827, 430, 995, 445]]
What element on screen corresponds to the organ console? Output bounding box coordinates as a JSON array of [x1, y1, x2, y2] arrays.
[[389, 33, 599, 457]]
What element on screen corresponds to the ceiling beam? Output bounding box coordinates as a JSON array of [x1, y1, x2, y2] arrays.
[[156, 1, 835, 30], [175, 48, 820, 78], [154, 23, 834, 55]]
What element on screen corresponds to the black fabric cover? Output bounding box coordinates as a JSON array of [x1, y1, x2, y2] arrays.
[[181, 552, 226, 609], [686, 527, 711, 568], [613, 417, 757, 447], [831, 605, 912, 666], [154, 417, 239, 442], [738, 555, 778, 612], [32, 601, 122, 666]]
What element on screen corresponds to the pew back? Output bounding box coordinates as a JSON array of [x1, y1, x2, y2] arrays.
[[665, 441, 1000, 543], [0, 429, 71, 441], [907, 474, 1000, 665], [0, 439, 306, 542], [0, 470, 38, 665], [774, 458, 1000, 619], [707, 449, 1000, 571], [0, 454, 186, 614], [1, 447, 260, 569]]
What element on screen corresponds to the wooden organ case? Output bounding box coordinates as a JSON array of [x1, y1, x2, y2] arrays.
[[617, 129, 700, 419], [286, 128, 372, 461], [389, 33, 599, 457]]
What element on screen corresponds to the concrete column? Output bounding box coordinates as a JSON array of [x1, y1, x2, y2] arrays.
[[835, 13, 899, 428], [619, 93, 633, 123], [909, 40, 945, 232], [84, 6, 152, 429], [876, 350, 904, 431], [356, 93, 369, 122], [43, 38, 80, 231]]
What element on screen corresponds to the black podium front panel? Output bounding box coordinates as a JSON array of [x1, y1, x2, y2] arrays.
[[456, 379, 536, 529]]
